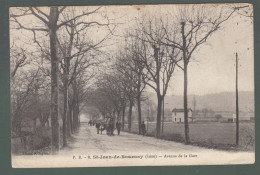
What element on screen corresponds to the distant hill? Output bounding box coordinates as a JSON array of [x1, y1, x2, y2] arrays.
[[143, 91, 254, 112]]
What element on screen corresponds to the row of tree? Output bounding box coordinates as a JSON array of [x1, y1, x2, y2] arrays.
[[87, 4, 252, 143], [10, 7, 114, 152]]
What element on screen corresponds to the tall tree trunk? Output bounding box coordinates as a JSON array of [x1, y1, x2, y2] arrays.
[[137, 74, 142, 134], [77, 102, 80, 128], [137, 92, 142, 134], [69, 108, 73, 134], [181, 22, 191, 144], [71, 104, 75, 132], [122, 105, 125, 131], [72, 104, 77, 131], [71, 80, 79, 132], [49, 7, 59, 153], [73, 102, 79, 131], [128, 100, 133, 132], [77, 103, 79, 128], [68, 100, 73, 133], [62, 60, 68, 146], [67, 115, 71, 137], [155, 95, 162, 138], [65, 26, 73, 137], [183, 63, 190, 144], [65, 58, 72, 138]]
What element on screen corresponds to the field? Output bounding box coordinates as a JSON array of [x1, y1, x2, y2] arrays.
[[128, 122, 255, 151]]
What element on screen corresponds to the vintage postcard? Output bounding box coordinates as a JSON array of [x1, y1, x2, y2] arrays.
[[10, 4, 254, 168]]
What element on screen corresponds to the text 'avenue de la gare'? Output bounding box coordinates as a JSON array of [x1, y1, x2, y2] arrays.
[[72, 154, 198, 160]]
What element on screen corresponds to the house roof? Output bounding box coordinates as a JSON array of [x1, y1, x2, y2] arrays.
[[172, 108, 192, 112]]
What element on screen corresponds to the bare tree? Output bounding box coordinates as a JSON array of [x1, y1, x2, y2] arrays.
[[232, 4, 253, 19], [56, 9, 111, 147], [11, 68, 40, 134], [11, 7, 67, 152], [158, 5, 249, 144], [98, 74, 126, 121], [132, 20, 181, 138], [10, 6, 113, 151], [10, 44, 28, 78], [87, 87, 115, 120], [114, 37, 148, 133]]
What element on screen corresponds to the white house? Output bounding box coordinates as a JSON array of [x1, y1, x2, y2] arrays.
[[172, 108, 193, 123]]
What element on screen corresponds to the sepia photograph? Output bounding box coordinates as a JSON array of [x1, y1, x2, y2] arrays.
[[9, 3, 254, 168]]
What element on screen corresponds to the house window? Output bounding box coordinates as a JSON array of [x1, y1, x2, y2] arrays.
[[180, 118, 181, 122]]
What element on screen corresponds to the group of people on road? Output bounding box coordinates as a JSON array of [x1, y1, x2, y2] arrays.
[[89, 119, 146, 137], [95, 122, 105, 134], [92, 118, 123, 136], [88, 120, 96, 126]]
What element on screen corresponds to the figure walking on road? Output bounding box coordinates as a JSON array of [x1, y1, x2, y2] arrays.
[[141, 121, 146, 136], [100, 122, 105, 135], [116, 121, 122, 135], [96, 122, 101, 134], [108, 118, 114, 136]]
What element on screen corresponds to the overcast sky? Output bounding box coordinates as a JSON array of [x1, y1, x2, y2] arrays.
[[169, 12, 254, 96], [103, 4, 254, 96], [10, 4, 254, 96]]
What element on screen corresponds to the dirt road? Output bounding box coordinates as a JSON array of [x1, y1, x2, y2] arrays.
[[12, 123, 254, 168], [60, 123, 217, 154]]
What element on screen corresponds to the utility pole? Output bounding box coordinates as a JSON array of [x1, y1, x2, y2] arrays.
[[236, 52, 239, 145], [193, 96, 196, 112]]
